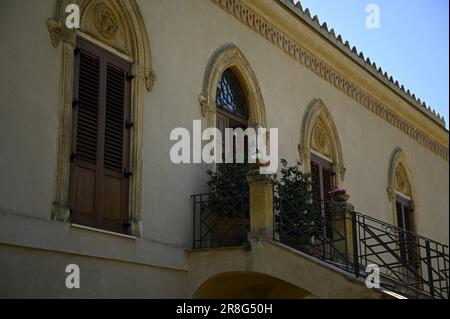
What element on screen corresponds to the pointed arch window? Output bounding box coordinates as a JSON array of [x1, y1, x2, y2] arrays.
[[299, 100, 345, 258], [394, 164, 418, 273], [49, 0, 154, 237], [299, 99, 345, 186], [388, 149, 419, 282], [200, 44, 267, 131], [197, 44, 267, 248], [388, 149, 416, 234], [310, 121, 335, 231], [215, 68, 249, 162]]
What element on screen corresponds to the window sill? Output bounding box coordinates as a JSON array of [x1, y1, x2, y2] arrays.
[[71, 224, 137, 240]]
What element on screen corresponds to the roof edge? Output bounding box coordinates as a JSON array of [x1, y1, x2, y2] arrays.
[[279, 0, 446, 128]]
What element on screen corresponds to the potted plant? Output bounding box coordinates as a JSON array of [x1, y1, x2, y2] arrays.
[[206, 163, 251, 244], [274, 160, 316, 252]]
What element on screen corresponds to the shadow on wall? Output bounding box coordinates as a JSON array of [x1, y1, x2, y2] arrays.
[[193, 271, 314, 299]]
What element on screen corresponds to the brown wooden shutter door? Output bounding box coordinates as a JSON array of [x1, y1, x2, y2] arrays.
[[322, 166, 333, 240], [70, 38, 131, 234], [101, 60, 131, 233], [396, 197, 418, 269], [70, 45, 101, 228], [396, 200, 405, 230], [311, 157, 334, 240], [311, 161, 322, 217]]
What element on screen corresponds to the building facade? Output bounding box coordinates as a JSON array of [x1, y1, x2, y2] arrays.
[[0, 0, 448, 298]]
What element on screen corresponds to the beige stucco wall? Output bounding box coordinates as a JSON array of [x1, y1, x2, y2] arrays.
[[140, 0, 448, 242], [0, 244, 186, 298], [0, 0, 60, 220], [0, 0, 448, 297]]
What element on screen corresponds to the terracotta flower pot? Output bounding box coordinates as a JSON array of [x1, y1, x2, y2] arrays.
[[212, 217, 249, 243]]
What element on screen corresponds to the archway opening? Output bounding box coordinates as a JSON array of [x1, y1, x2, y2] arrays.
[[193, 272, 313, 299]]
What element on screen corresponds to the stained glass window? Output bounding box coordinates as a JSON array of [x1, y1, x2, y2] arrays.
[[216, 69, 248, 117]]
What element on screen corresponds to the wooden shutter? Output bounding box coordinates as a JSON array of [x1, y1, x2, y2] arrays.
[[396, 196, 417, 268], [311, 161, 322, 218], [70, 44, 101, 228], [322, 166, 333, 239], [396, 200, 405, 230], [311, 156, 334, 240], [70, 38, 131, 234]]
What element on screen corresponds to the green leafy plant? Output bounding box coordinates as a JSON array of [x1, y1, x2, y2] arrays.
[[274, 159, 315, 246], [207, 163, 251, 218]]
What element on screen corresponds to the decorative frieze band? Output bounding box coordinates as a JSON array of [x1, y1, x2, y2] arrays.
[[211, 0, 449, 161]]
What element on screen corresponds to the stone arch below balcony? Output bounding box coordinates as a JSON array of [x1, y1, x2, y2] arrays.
[[193, 271, 314, 299], [187, 240, 393, 299]]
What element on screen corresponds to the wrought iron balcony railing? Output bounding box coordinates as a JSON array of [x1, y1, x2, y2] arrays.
[[273, 188, 449, 299], [192, 188, 250, 249]]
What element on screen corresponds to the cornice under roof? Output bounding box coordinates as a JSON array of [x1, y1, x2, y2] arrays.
[[280, 0, 446, 128]]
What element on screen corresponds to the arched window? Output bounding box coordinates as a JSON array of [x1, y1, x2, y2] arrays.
[[388, 148, 418, 281], [215, 69, 249, 158], [199, 46, 267, 247], [299, 99, 345, 247], [48, 0, 154, 236], [199, 44, 267, 132], [216, 69, 248, 119], [388, 148, 416, 231], [201, 67, 252, 247], [394, 164, 414, 232]]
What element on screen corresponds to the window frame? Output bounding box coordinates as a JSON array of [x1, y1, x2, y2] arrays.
[[215, 69, 250, 163], [69, 36, 132, 235]]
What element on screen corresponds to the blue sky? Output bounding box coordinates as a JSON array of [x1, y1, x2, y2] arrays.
[[296, 0, 449, 127]]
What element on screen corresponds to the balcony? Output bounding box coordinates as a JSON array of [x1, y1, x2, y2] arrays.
[[192, 188, 250, 249], [191, 172, 449, 299], [273, 188, 449, 299]]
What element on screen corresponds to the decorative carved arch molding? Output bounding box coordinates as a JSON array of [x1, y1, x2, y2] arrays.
[[387, 148, 417, 229], [387, 148, 416, 202], [199, 44, 267, 130], [48, 0, 154, 236], [299, 99, 346, 186]]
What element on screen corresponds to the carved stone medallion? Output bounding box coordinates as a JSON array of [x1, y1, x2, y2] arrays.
[[94, 3, 118, 39], [313, 123, 327, 150]]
